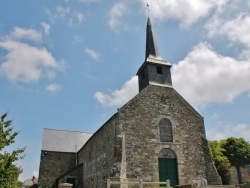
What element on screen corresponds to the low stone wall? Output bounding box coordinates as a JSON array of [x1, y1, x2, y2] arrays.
[[175, 184, 245, 188], [144, 184, 247, 188]]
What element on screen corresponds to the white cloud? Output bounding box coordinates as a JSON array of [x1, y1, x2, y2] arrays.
[[208, 14, 250, 45], [93, 38, 250, 113], [0, 27, 65, 84], [206, 13, 250, 55], [46, 84, 63, 93], [94, 76, 138, 107], [140, 0, 227, 26], [85, 48, 101, 60], [46, 6, 84, 25], [94, 42, 250, 109], [232, 124, 250, 140], [0, 40, 64, 83], [55, 6, 71, 18], [75, 12, 84, 23], [108, 2, 127, 31], [172, 42, 250, 108], [207, 123, 250, 141], [221, 14, 250, 48], [8, 27, 42, 42], [72, 35, 83, 44], [41, 22, 50, 36], [68, 11, 85, 25]]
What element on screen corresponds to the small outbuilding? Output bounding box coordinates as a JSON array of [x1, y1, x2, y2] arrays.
[[20, 179, 33, 188]]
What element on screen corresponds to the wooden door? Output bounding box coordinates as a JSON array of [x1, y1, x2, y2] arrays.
[[159, 158, 178, 186]]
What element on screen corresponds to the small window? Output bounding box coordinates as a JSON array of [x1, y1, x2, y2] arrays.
[[156, 66, 163, 74], [141, 71, 145, 80]]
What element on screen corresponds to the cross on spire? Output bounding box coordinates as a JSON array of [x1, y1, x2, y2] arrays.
[[145, 4, 151, 17]]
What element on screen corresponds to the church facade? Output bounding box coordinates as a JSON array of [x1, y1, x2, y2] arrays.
[[38, 17, 222, 188]]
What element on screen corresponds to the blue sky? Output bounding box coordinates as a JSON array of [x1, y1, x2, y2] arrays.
[[0, 0, 250, 182]]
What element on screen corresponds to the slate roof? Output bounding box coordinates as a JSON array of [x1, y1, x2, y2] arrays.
[[42, 128, 92, 153], [145, 17, 160, 60]]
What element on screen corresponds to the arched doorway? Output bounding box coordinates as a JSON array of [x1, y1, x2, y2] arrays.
[[158, 148, 178, 186]]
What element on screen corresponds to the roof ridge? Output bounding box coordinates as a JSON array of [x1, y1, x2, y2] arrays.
[[43, 128, 92, 134]]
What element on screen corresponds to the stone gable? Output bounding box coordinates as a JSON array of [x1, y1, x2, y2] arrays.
[[117, 85, 221, 185], [74, 85, 221, 187]]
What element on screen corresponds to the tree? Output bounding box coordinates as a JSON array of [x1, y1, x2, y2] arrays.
[[0, 113, 26, 188], [222, 137, 250, 184], [209, 140, 231, 184]]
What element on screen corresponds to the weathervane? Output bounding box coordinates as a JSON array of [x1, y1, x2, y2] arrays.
[[145, 3, 151, 17]]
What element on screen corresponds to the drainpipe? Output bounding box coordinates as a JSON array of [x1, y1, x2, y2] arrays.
[[75, 145, 78, 166]]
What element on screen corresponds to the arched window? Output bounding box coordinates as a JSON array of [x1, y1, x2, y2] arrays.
[[159, 118, 173, 142]]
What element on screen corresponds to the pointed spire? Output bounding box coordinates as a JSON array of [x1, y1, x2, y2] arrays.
[[145, 17, 160, 60], [137, 17, 172, 92]]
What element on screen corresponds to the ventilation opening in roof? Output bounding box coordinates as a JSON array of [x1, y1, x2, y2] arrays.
[[157, 66, 163, 74]]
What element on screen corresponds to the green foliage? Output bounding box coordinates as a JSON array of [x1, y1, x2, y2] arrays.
[[209, 140, 231, 184], [222, 137, 250, 184], [245, 179, 250, 188], [17, 181, 23, 187], [222, 137, 250, 167], [246, 179, 250, 185], [216, 160, 231, 185], [199, 137, 213, 158], [0, 113, 26, 188]]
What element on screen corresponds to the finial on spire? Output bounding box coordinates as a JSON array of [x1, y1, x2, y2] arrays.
[[145, 3, 151, 17]]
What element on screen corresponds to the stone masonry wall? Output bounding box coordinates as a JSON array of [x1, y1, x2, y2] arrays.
[[75, 84, 221, 187], [117, 85, 221, 185], [38, 151, 76, 188], [77, 114, 123, 188]]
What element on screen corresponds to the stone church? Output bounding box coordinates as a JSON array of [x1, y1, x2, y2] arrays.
[[38, 17, 222, 188]]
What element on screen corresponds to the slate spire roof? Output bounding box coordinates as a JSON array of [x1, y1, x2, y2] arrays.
[[145, 17, 160, 60]]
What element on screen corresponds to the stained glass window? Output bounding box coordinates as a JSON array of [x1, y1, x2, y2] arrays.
[[159, 118, 173, 142]]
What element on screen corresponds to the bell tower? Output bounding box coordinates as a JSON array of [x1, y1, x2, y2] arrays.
[[137, 17, 172, 92]]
